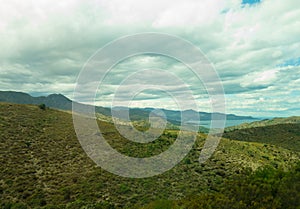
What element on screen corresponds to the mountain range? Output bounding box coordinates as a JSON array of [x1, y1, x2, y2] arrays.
[[0, 91, 256, 125]]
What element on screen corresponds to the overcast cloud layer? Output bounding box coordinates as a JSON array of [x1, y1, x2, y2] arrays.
[[0, 0, 299, 117]]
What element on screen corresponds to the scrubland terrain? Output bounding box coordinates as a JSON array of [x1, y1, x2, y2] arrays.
[[0, 103, 299, 208]]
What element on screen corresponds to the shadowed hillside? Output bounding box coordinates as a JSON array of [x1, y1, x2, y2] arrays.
[[224, 123, 300, 152]]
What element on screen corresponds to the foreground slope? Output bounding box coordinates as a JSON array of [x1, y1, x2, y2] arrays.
[[0, 103, 299, 208]]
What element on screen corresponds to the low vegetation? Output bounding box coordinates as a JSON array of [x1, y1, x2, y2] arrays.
[[141, 162, 300, 209], [0, 102, 299, 208]]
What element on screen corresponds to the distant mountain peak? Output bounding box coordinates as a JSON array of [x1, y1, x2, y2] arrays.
[[0, 90, 72, 110], [47, 93, 71, 101]]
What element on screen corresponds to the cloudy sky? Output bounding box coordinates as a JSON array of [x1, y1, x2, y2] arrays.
[[0, 0, 299, 117]]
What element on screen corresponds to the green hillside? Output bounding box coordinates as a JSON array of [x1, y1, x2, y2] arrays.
[[224, 123, 300, 152], [0, 103, 299, 208]]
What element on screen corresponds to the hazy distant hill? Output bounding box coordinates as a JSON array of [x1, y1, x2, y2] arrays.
[[0, 91, 72, 110], [122, 107, 256, 127], [225, 116, 300, 132], [0, 91, 256, 124], [0, 102, 298, 208]]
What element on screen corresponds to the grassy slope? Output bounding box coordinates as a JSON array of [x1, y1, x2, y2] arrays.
[[0, 103, 299, 208]]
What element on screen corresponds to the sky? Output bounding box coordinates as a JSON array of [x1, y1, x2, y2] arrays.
[[0, 0, 299, 117]]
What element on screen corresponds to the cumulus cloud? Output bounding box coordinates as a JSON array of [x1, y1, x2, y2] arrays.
[[0, 0, 299, 117], [240, 69, 279, 88]]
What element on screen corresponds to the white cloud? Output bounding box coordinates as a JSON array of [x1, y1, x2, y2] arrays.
[[0, 0, 299, 117], [240, 69, 279, 88], [152, 0, 225, 27]]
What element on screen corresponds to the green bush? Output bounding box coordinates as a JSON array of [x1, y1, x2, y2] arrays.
[[39, 103, 46, 110], [143, 162, 300, 209]]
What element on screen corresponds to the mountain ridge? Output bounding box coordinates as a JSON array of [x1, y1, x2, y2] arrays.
[[0, 90, 257, 123]]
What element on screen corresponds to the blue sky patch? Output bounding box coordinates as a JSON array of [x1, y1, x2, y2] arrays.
[[242, 0, 261, 6], [278, 57, 300, 67]]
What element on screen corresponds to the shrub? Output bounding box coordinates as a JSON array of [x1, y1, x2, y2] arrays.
[[39, 103, 46, 110]]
